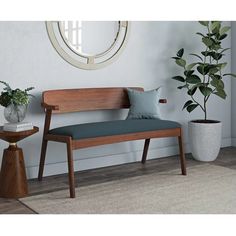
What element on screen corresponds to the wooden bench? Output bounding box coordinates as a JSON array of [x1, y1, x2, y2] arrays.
[[38, 87, 186, 198]]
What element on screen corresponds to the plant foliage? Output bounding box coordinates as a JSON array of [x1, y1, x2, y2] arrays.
[[0, 81, 35, 107], [172, 21, 236, 120]]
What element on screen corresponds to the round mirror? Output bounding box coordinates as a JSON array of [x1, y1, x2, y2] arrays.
[[46, 21, 129, 70], [59, 21, 119, 56]]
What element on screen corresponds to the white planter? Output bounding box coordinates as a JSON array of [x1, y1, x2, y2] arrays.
[[188, 120, 222, 162]]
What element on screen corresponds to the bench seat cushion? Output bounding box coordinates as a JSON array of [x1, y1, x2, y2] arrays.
[[48, 119, 181, 140]]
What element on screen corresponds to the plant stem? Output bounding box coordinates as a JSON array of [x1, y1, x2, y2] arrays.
[[204, 99, 207, 120], [203, 47, 208, 120], [190, 94, 205, 113], [185, 82, 205, 113]]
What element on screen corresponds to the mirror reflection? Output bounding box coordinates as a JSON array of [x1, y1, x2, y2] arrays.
[[59, 21, 119, 56]]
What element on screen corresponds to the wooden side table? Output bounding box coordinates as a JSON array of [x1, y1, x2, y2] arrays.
[[0, 126, 39, 198]]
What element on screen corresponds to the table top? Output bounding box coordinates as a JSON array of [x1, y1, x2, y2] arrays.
[[0, 126, 39, 143]]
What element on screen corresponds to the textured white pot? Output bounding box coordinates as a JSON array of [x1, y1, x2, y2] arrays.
[[188, 120, 222, 162]]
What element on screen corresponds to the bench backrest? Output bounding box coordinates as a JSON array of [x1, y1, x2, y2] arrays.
[[42, 87, 144, 113]]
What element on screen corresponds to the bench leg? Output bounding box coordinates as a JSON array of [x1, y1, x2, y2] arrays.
[[67, 141, 75, 198], [141, 139, 150, 164], [38, 139, 48, 181], [178, 130, 187, 175]]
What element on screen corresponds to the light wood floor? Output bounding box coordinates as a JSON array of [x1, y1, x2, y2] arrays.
[[0, 147, 235, 214]]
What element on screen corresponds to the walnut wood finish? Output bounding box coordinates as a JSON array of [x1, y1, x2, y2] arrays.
[[67, 138, 75, 198], [38, 110, 52, 181], [70, 128, 181, 149], [141, 139, 150, 164], [38, 87, 186, 198], [38, 140, 48, 181], [0, 127, 39, 198], [0, 126, 39, 143], [159, 99, 167, 104], [178, 128, 187, 175], [42, 87, 167, 113], [0, 146, 27, 198]]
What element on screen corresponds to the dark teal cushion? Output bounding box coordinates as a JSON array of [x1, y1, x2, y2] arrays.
[[49, 119, 180, 140]]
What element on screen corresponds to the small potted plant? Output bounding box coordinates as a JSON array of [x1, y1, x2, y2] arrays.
[[172, 21, 236, 161], [0, 81, 34, 123]]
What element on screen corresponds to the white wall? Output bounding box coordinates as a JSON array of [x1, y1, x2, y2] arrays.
[[0, 21, 232, 179], [231, 22, 236, 146]]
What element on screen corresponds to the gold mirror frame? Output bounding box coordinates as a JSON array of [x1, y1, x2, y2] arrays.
[[46, 21, 130, 70]]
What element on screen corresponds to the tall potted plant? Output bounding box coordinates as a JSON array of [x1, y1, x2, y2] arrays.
[[172, 21, 235, 161]]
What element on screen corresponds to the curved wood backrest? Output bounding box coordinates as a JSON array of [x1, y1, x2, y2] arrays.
[[42, 87, 144, 113]]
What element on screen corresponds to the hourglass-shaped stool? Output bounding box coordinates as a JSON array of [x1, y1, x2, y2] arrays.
[[0, 126, 39, 198]]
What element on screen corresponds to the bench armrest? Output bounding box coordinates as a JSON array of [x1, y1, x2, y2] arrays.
[[41, 102, 59, 111], [159, 99, 167, 104]]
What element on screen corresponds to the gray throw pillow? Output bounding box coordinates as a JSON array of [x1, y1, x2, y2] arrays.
[[126, 88, 161, 119]]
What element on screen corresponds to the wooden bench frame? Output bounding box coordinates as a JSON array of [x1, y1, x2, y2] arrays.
[[38, 87, 186, 198]]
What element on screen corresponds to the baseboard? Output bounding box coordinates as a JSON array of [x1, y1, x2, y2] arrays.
[[232, 138, 236, 146], [26, 137, 232, 179], [222, 137, 232, 147]]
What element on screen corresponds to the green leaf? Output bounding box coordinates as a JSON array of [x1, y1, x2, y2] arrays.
[[177, 48, 184, 57], [220, 26, 230, 35], [201, 51, 212, 57], [219, 34, 227, 40], [199, 86, 213, 96], [186, 104, 198, 112], [220, 48, 230, 54], [211, 43, 221, 51], [190, 53, 203, 61], [177, 85, 188, 89], [197, 65, 204, 75], [207, 33, 216, 37], [210, 78, 224, 89], [25, 87, 35, 92], [0, 92, 12, 107], [215, 33, 222, 40], [175, 58, 186, 67], [214, 89, 227, 99], [182, 100, 193, 110], [210, 79, 218, 88], [0, 81, 12, 92], [209, 37, 217, 44], [196, 32, 205, 37], [186, 75, 201, 84], [199, 21, 209, 26], [197, 65, 210, 75], [209, 66, 220, 74], [172, 76, 185, 82], [210, 74, 221, 80], [186, 63, 198, 70], [184, 70, 194, 76], [218, 62, 227, 69], [172, 57, 180, 60], [192, 83, 203, 89], [218, 80, 224, 89], [210, 21, 221, 33], [202, 37, 213, 47], [223, 73, 236, 78], [212, 52, 223, 60], [187, 87, 197, 96]]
